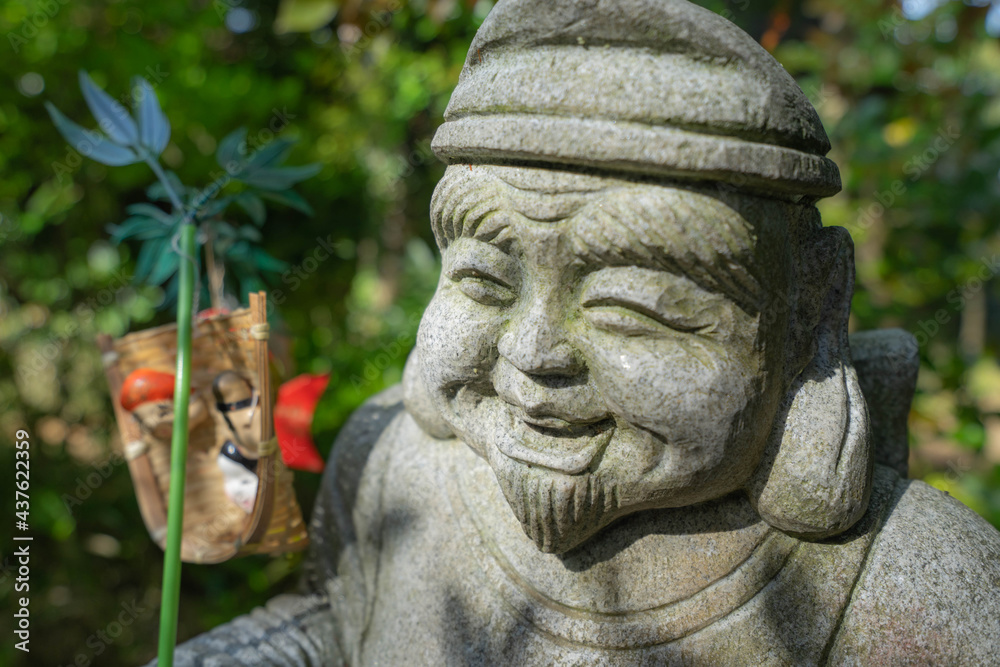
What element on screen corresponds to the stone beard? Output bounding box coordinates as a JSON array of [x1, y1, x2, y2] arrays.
[[489, 446, 620, 555]]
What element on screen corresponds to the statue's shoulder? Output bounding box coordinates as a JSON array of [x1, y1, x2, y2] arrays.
[[327, 384, 407, 480], [829, 466, 1000, 663], [301, 385, 406, 589]]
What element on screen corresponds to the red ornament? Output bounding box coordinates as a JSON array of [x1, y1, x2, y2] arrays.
[[120, 368, 176, 411], [273, 373, 330, 473], [196, 307, 231, 320]]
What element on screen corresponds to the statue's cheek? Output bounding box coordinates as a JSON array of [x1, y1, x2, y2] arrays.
[[584, 336, 753, 442], [416, 286, 506, 389]]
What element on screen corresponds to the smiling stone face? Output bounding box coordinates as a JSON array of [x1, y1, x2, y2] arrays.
[[417, 164, 804, 553]]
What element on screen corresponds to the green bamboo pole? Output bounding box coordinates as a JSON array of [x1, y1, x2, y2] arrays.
[[157, 222, 197, 666]]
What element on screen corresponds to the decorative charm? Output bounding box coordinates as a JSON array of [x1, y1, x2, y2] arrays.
[[99, 292, 308, 564], [212, 371, 263, 513], [273, 373, 330, 473], [120, 368, 209, 441]]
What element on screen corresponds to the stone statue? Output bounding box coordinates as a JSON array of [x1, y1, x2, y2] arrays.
[[155, 1, 1000, 664]]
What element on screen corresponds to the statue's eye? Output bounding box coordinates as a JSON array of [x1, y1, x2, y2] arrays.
[[444, 238, 520, 308], [448, 267, 517, 307], [581, 297, 710, 336], [579, 267, 719, 337]]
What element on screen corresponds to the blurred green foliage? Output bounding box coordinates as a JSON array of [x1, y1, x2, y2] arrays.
[[0, 0, 998, 664]]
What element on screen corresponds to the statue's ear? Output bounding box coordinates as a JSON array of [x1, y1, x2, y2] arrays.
[[747, 225, 873, 540], [402, 346, 455, 439]]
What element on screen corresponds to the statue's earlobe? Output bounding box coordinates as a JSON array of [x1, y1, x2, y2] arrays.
[[747, 226, 873, 540], [402, 346, 455, 440]]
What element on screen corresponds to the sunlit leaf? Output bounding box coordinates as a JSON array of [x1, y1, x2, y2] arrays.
[[133, 237, 168, 283], [132, 76, 170, 155], [160, 272, 180, 310], [225, 239, 252, 262], [45, 103, 139, 167], [244, 138, 296, 171], [237, 164, 322, 190], [78, 70, 139, 146], [239, 226, 262, 242], [197, 195, 234, 219], [211, 221, 239, 240], [274, 0, 338, 34], [260, 189, 314, 216], [235, 192, 266, 225], [125, 203, 173, 224], [251, 246, 288, 273], [148, 248, 180, 286], [107, 216, 170, 244], [216, 127, 247, 170], [146, 172, 188, 202], [238, 273, 267, 301]]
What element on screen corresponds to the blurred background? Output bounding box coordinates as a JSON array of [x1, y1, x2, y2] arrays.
[[0, 0, 999, 664]]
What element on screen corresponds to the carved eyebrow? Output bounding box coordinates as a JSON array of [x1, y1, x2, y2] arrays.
[[582, 265, 714, 299], [431, 166, 599, 248], [469, 211, 513, 244], [580, 266, 725, 321], [567, 195, 762, 316], [445, 237, 519, 286], [431, 169, 506, 248]]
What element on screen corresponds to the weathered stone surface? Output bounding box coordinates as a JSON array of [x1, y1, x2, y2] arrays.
[[850, 328, 919, 476], [155, 1, 1000, 665]]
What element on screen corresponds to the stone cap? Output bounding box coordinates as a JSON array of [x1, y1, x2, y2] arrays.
[[432, 0, 841, 200]]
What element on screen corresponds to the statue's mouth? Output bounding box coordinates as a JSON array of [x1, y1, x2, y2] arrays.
[[447, 385, 615, 475], [496, 407, 615, 475]]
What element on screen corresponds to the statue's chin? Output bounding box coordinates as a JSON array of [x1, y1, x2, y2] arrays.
[[439, 386, 624, 553], [487, 446, 622, 554]]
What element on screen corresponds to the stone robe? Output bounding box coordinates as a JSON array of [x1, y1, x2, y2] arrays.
[[156, 387, 1000, 666]]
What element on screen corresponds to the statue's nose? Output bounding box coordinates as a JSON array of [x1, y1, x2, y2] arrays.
[[497, 300, 583, 377]]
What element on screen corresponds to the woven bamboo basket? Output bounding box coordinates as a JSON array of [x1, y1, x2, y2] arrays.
[[97, 292, 309, 564]]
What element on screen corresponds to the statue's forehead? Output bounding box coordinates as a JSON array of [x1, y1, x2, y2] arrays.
[[466, 164, 743, 224], [486, 165, 623, 194]]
